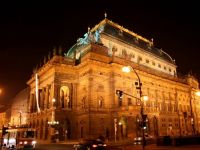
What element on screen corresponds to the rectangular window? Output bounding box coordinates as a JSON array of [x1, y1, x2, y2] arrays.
[[146, 59, 149, 63], [127, 98, 132, 106], [137, 56, 142, 63], [119, 100, 122, 107], [187, 105, 190, 112]]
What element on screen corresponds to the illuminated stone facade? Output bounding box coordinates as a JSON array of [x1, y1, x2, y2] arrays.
[[10, 88, 29, 126], [0, 112, 7, 129], [0, 109, 11, 129], [27, 18, 200, 142]]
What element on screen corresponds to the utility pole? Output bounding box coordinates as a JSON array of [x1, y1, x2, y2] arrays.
[[121, 65, 147, 150], [136, 75, 146, 150]]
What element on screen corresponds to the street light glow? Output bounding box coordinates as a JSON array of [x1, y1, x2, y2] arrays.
[[142, 95, 148, 101], [121, 65, 146, 150], [122, 66, 131, 73], [196, 91, 200, 97]]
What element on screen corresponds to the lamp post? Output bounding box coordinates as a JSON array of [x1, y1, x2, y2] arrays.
[[48, 98, 59, 126], [114, 118, 117, 142], [118, 121, 123, 140], [48, 98, 59, 137], [122, 66, 146, 150]]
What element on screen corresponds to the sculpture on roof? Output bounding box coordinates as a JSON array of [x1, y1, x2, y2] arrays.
[[77, 26, 104, 46]]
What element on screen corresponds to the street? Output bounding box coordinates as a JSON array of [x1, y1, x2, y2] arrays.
[[35, 143, 73, 150], [33, 143, 200, 150]]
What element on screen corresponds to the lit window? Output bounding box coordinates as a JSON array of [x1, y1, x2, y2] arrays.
[[98, 96, 104, 108]]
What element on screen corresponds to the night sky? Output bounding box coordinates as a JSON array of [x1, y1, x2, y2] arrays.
[[0, 1, 199, 107]]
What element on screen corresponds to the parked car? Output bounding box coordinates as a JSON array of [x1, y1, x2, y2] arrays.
[[134, 135, 154, 145], [74, 139, 107, 150]]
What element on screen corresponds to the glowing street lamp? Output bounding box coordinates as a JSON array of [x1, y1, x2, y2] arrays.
[[195, 91, 200, 97], [48, 98, 59, 126], [122, 65, 147, 150], [142, 95, 149, 101]]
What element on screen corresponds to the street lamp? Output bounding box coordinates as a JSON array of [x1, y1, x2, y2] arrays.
[[114, 118, 117, 143], [48, 98, 59, 126], [196, 91, 200, 97], [118, 121, 123, 140], [122, 66, 147, 150]]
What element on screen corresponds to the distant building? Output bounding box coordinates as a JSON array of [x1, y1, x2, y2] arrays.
[[0, 108, 11, 128], [27, 17, 200, 142], [10, 88, 30, 126], [0, 112, 7, 128]]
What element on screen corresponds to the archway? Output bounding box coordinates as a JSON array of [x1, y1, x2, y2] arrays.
[[153, 116, 158, 136], [118, 116, 128, 139], [40, 119, 44, 139], [135, 115, 141, 137], [44, 119, 49, 140]]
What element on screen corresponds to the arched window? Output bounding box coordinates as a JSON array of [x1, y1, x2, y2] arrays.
[[60, 90, 65, 108], [60, 86, 70, 108], [82, 96, 86, 109], [98, 96, 104, 108]]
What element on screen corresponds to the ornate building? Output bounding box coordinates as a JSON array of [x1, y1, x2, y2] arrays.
[[27, 16, 200, 142]]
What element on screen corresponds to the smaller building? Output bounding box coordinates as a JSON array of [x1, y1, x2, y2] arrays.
[[0, 108, 11, 128], [10, 88, 30, 126], [0, 112, 7, 128]]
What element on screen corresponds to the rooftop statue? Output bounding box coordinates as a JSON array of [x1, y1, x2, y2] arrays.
[[77, 26, 104, 46]]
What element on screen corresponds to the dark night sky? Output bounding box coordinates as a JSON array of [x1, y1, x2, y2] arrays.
[[0, 1, 199, 106]]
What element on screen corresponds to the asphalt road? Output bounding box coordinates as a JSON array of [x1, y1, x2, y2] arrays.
[[33, 143, 200, 150], [34, 144, 73, 150]]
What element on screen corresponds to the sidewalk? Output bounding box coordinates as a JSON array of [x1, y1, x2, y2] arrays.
[[122, 144, 200, 150], [38, 139, 79, 145], [123, 144, 171, 150], [105, 140, 191, 150]]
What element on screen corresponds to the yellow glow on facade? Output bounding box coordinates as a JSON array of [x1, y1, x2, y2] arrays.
[[142, 95, 149, 101], [196, 91, 200, 97], [122, 66, 131, 73]]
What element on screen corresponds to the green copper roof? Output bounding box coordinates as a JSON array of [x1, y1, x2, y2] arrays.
[[65, 18, 175, 64]]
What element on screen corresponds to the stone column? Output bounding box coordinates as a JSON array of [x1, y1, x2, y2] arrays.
[[44, 86, 48, 109], [29, 93, 33, 113], [41, 88, 45, 110]]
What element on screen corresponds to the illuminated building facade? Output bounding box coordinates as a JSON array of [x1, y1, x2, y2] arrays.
[[10, 88, 29, 126], [27, 17, 200, 142]]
